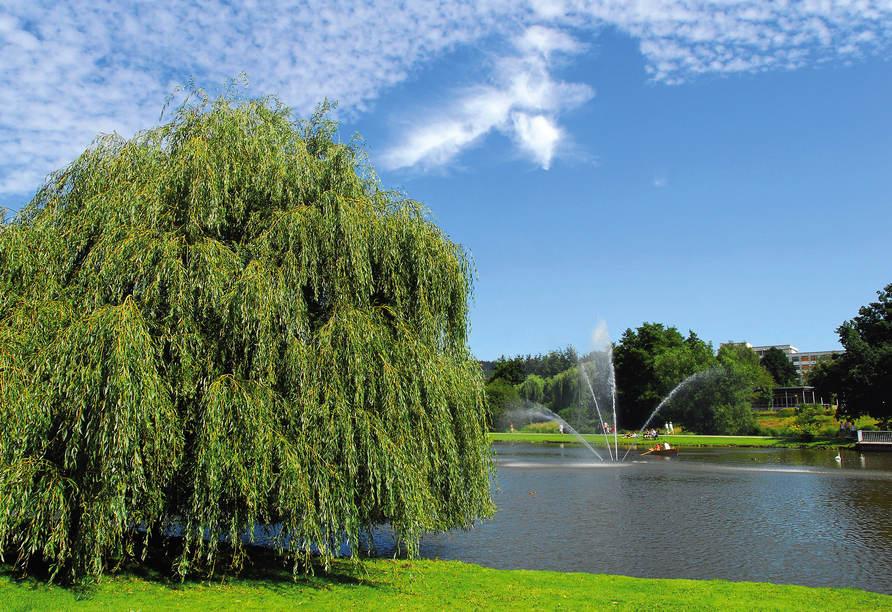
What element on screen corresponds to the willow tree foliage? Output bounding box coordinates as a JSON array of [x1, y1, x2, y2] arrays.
[[0, 83, 494, 580]]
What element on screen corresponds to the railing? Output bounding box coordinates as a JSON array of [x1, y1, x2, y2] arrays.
[[857, 431, 892, 444]]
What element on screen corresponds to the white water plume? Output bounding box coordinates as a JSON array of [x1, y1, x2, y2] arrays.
[[502, 404, 605, 461], [621, 368, 716, 462]]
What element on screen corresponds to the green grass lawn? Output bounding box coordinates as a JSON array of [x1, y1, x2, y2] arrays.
[[5, 558, 890, 612], [489, 432, 855, 450]]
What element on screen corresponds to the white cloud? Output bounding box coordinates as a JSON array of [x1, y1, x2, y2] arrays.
[[1, 0, 891, 196], [511, 113, 562, 169], [382, 26, 594, 171]]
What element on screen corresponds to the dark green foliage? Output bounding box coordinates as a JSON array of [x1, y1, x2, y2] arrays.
[[661, 367, 758, 436], [487, 347, 577, 386], [546, 366, 582, 413], [0, 82, 494, 580], [656, 343, 766, 435], [519, 374, 545, 404], [809, 283, 892, 428], [483, 379, 520, 426], [521, 346, 578, 378], [718, 343, 776, 406], [613, 323, 716, 429], [485, 346, 583, 427], [489, 355, 525, 386], [761, 347, 800, 387]]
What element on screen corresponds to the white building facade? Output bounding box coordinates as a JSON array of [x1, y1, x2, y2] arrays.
[[748, 344, 843, 379]]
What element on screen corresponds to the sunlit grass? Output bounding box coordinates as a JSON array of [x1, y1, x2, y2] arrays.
[[4, 559, 889, 612], [489, 432, 854, 449]]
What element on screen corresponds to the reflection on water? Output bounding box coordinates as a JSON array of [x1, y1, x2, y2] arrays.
[[375, 442, 892, 595]]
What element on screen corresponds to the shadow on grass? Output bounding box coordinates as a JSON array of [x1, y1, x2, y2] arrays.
[[2, 531, 382, 600]]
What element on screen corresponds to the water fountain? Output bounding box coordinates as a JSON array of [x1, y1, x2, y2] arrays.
[[505, 404, 606, 461], [620, 368, 715, 461], [503, 323, 714, 463], [579, 364, 614, 461], [519, 324, 717, 463]]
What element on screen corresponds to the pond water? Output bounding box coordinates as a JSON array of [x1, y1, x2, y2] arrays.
[[380, 442, 892, 595]]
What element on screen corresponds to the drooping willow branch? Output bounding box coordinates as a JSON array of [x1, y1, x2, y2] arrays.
[[0, 80, 494, 581]]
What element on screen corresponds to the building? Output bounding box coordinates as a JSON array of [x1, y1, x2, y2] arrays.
[[717, 342, 844, 409], [749, 344, 843, 378]]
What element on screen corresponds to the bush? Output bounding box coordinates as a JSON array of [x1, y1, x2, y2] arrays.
[[786, 405, 830, 441], [522, 421, 560, 434], [818, 424, 840, 437]]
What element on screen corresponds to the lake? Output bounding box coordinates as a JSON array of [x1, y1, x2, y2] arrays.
[[379, 441, 892, 595]]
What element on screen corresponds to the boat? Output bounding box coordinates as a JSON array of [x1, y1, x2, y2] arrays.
[[642, 445, 679, 456]]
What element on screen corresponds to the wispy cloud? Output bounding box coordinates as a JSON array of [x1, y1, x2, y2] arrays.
[[1, 1, 891, 197], [382, 26, 594, 170]]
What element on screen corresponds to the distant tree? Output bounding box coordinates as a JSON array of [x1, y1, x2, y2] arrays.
[[809, 283, 892, 427], [761, 347, 800, 387], [546, 366, 581, 414], [524, 346, 578, 378], [658, 343, 770, 435], [519, 374, 546, 404], [489, 355, 525, 386], [613, 323, 716, 429], [661, 365, 758, 436], [484, 378, 520, 427], [0, 83, 494, 580], [653, 333, 717, 391], [804, 356, 842, 401], [718, 343, 776, 406]]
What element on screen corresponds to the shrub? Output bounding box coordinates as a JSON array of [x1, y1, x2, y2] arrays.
[[522, 421, 560, 434]]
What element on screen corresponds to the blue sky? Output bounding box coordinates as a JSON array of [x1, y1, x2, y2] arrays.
[[2, 1, 891, 359]]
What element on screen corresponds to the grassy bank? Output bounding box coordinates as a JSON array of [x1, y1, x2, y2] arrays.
[[489, 432, 856, 449], [5, 558, 890, 612]]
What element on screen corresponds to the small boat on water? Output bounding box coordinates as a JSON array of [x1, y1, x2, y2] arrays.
[[642, 445, 679, 457]]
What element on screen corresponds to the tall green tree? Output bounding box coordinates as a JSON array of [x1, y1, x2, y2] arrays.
[[660, 365, 759, 436], [489, 355, 525, 386], [613, 323, 716, 429], [0, 82, 494, 580], [718, 343, 776, 406], [809, 283, 892, 427], [519, 374, 546, 404], [483, 378, 520, 428], [523, 346, 579, 379], [761, 347, 800, 387]]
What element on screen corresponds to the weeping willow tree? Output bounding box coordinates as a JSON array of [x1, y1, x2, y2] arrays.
[[0, 82, 494, 580]]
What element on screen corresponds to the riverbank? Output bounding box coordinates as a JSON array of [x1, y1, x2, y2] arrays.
[[4, 558, 890, 612], [489, 432, 857, 450]]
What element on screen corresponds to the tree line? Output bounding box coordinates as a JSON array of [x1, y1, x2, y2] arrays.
[[485, 330, 780, 436], [485, 284, 892, 434]]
